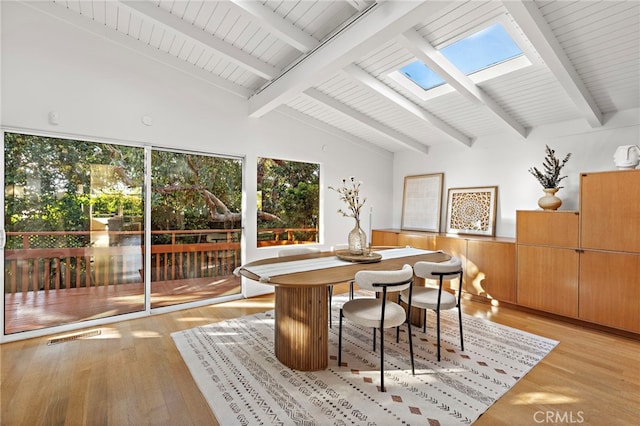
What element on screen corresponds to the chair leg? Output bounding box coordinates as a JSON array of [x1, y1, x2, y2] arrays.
[[379, 326, 385, 392], [328, 285, 333, 328], [349, 281, 354, 300], [407, 321, 415, 376], [436, 309, 441, 362], [458, 305, 464, 351], [338, 308, 343, 366], [396, 293, 401, 343], [373, 328, 377, 351], [422, 309, 427, 333]]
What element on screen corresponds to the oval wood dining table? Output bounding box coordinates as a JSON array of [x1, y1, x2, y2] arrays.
[[236, 247, 450, 371]]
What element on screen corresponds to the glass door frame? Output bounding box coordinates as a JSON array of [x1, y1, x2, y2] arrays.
[[1, 129, 245, 343]]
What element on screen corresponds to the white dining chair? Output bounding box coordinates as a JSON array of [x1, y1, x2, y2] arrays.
[[400, 257, 463, 362], [338, 264, 414, 392]]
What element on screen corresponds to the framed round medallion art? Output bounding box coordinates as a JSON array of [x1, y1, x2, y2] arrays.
[[445, 186, 498, 236]]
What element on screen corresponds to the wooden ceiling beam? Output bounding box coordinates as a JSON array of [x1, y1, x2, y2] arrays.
[[276, 106, 393, 158], [503, 0, 603, 127], [120, 0, 280, 80], [248, 1, 450, 118], [228, 0, 319, 53], [343, 64, 473, 147], [21, 1, 251, 98], [303, 88, 429, 154]]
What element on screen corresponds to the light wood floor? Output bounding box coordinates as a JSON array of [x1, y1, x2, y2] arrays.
[[2, 283, 639, 426]]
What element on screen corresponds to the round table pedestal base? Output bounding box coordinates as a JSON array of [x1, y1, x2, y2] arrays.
[[274, 286, 328, 371]]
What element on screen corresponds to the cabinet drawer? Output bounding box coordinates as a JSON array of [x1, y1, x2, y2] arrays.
[[516, 210, 579, 247]]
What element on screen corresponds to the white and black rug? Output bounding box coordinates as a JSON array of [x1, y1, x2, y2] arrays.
[[172, 293, 558, 425]]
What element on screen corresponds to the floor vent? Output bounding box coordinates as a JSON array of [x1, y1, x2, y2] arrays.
[[47, 329, 101, 345]]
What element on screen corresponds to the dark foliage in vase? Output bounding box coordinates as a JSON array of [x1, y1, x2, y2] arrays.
[[528, 145, 572, 189]]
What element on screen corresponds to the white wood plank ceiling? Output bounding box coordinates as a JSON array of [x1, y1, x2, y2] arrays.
[[27, 0, 640, 154]]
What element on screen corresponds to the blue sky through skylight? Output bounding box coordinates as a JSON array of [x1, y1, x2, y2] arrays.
[[399, 23, 523, 91]]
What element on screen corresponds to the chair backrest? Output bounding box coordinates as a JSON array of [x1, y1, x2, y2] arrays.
[[277, 246, 321, 257], [354, 264, 413, 293], [413, 257, 462, 280]]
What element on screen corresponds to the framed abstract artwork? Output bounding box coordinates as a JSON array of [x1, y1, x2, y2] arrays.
[[446, 186, 498, 236], [401, 173, 444, 232]]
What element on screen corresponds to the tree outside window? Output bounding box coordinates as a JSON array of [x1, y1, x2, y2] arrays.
[[256, 158, 319, 247]]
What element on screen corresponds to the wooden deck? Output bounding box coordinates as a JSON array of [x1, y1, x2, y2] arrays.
[[4, 276, 241, 335]]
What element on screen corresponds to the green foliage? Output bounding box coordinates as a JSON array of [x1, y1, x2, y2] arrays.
[[4, 133, 243, 244], [528, 145, 572, 189], [4, 133, 143, 241], [150, 151, 242, 231], [257, 158, 319, 231]]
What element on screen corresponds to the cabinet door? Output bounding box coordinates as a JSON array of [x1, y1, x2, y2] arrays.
[[435, 235, 466, 259], [517, 245, 579, 317], [580, 170, 640, 252], [398, 233, 436, 250], [467, 240, 516, 303], [371, 230, 399, 247], [579, 251, 640, 333]]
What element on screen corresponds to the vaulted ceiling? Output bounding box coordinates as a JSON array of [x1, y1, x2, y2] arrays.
[[26, 0, 640, 154]]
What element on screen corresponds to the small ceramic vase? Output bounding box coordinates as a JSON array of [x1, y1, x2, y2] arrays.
[[538, 188, 562, 211]]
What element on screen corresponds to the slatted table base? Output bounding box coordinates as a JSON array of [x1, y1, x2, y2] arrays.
[[274, 285, 328, 371]]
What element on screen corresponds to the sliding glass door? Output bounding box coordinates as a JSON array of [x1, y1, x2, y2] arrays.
[[149, 150, 242, 308], [3, 133, 145, 334], [3, 133, 243, 335]]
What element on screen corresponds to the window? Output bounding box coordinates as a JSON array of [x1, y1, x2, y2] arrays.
[[396, 22, 527, 95], [442, 22, 523, 75], [256, 158, 319, 247]]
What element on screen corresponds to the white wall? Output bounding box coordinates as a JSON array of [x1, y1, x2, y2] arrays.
[[394, 111, 640, 238], [0, 2, 394, 297]]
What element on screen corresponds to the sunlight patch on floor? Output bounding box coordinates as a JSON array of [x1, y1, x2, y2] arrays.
[[512, 391, 580, 405]]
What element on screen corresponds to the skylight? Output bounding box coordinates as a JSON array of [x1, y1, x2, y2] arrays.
[[399, 23, 524, 91]]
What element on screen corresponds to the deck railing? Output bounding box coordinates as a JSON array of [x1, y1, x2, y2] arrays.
[[4, 227, 318, 294]]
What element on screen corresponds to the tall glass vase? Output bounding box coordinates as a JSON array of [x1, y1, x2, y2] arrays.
[[348, 219, 367, 255]]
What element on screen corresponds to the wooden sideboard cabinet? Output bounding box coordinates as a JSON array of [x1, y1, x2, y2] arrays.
[[467, 239, 516, 303], [372, 229, 516, 304], [577, 170, 640, 333], [516, 211, 580, 317], [516, 170, 640, 334]]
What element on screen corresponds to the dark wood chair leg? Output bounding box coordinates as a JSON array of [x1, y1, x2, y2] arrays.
[[436, 310, 441, 362], [423, 309, 427, 333], [338, 309, 343, 366], [458, 305, 464, 351], [328, 285, 333, 328], [380, 326, 385, 392]]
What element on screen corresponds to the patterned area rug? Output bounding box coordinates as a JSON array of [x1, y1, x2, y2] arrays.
[[172, 292, 558, 425]]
